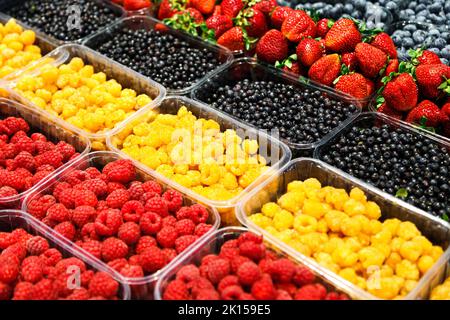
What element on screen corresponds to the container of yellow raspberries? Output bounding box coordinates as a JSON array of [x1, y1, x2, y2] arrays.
[[237, 158, 450, 300], [3, 43, 166, 150], [107, 96, 291, 225]]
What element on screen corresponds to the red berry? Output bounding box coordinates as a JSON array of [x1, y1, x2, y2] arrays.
[[107, 258, 128, 272], [218, 275, 239, 293], [174, 219, 195, 236], [0, 261, 19, 284], [120, 264, 144, 278], [101, 237, 128, 262], [294, 284, 325, 300], [139, 211, 162, 235], [221, 285, 244, 300], [187, 204, 209, 224], [157, 226, 178, 248], [237, 261, 261, 286], [174, 235, 198, 253], [58, 188, 76, 209], [163, 279, 189, 300], [80, 178, 108, 197], [106, 189, 130, 209], [55, 141, 75, 161], [0, 282, 11, 300], [292, 265, 316, 286], [161, 215, 177, 228], [141, 180, 162, 195], [102, 159, 136, 184], [145, 196, 169, 217], [78, 240, 102, 260], [239, 241, 266, 261], [35, 150, 63, 168], [53, 221, 76, 241], [162, 248, 177, 262], [206, 258, 230, 284], [237, 232, 263, 245], [135, 236, 157, 254], [118, 222, 141, 245], [74, 189, 98, 208], [39, 248, 62, 267], [71, 205, 96, 228], [128, 181, 144, 200], [12, 281, 33, 300], [21, 260, 44, 283], [26, 236, 49, 255], [162, 189, 183, 212], [268, 258, 296, 283], [94, 209, 123, 237], [176, 264, 200, 283], [88, 272, 119, 298], [251, 277, 276, 300], [121, 200, 145, 223], [139, 247, 167, 273], [194, 223, 213, 237], [46, 203, 71, 223], [14, 151, 35, 172]]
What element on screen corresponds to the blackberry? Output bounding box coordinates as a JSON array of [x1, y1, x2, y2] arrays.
[[197, 78, 358, 146], [4, 0, 121, 42], [320, 120, 450, 221], [92, 28, 219, 91]]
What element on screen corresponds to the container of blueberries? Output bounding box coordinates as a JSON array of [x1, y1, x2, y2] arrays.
[[398, 0, 450, 26], [388, 21, 450, 64], [83, 15, 234, 95], [236, 157, 450, 299], [192, 58, 362, 157], [315, 112, 450, 224], [0, 0, 126, 44]]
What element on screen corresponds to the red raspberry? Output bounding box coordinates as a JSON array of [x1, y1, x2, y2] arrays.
[[140, 191, 159, 204], [12, 228, 32, 244], [268, 258, 296, 283], [106, 189, 130, 209], [78, 240, 102, 260], [201, 254, 220, 267], [0, 260, 19, 283], [128, 181, 144, 200], [258, 258, 273, 273], [21, 260, 44, 283], [46, 203, 71, 223], [162, 189, 183, 212], [324, 292, 340, 300], [80, 178, 108, 197], [196, 289, 220, 300], [35, 150, 63, 168], [222, 239, 238, 249], [81, 222, 99, 241], [292, 265, 316, 286], [156, 226, 178, 248], [85, 167, 102, 179], [206, 258, 230, 284], [34, 140, 52, 154], [219, 246, 240, 260], [237, 261, 261, 286], [26, 236, 49, 255], [221, 285, 244, 300], [72, 205, 96, 228], [12, 281, 33, 300], [239, 292, 255, 300], [3, 117, 29, 134], [107, 182, 126, 193], [276, 282, 297, 296], [162, 248, 177, 262], [94, 209, 123, 237], [33, 278, 58, 300], [58, 188, 76, 209], [175, 235, 198, 253], [107, 258, 128, 271], [194, 223, 213, 237], [66, 288, 90, 300], [276, 289, 293, 300], [96, 200, 109, 211], [3, 171, 24, 191], [187, 204, 209, 224], [120, 264, 144, 278], [144, 196, 169, 217], [55, 257, 86, 273], [53, 221, 76, 241], [0, 232, 15, 250], [32, 170, 53, 185], [139, 246, 167, 273], [176, 264, 200, 283], [102, 159, 136, 184], [175, 206, 191, 220], [118, 222, 140, 245], [161, 215, 177, 228], [0, 282, 11, 300], [141, 180, 162, 195], [163, 279, 189, 300], [39, 248, 62, 267], [121, 200, 145, 222], [14, 151, 35, 172], [140, 211, 162, 235], [128, 255, 140, 266], [2, 243, 27, 261], [52, 182, 71, 200], [295, 284, 326, 300], [64, 170, 86, 186], [55, 141, 75, 161], [101, 237, 128, 262], [81, 270, 94, 287], [0, 186, 18, 198], [188, 277, 215, 297], [251, 276, 276, 300], [135, 235, 157, 254], [88, 272, 119, 298], [174, 219, 195, 236], [74, 189, 98, 208], [239, 241, 266, 261], [237, 232, 263, 245], [10, 131, 28, 143], [218, 275, 239, 293], [231, 255, 252, 273], [35, 164, 55, 172]]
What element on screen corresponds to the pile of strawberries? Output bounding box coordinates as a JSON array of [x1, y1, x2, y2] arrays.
[[25, 159, 214, 279], [375, 48, 450, 138], [110, 0, 153, 11], [163, 232, 348, 300], [0, 228, 121, 300], [0, 116, 80, 204]]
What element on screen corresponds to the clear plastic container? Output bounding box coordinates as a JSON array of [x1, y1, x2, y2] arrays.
[[192, 58, 363, 157], [107, 95, 291, 226], [0, 98, 91, 209], [0, 210, 131, 300], [21, 151, 221, 300], [82, 15, 234, 95], [5, 43, 166, 150], [314, 112, 450, 222], [237, 158, 450, 300], [0, 0, 126, 44], [426, 258, 450, 299], [154, 226, 358, 300]]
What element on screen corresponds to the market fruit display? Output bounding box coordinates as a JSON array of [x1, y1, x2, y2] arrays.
[[0, 228, 122, 300], [430, 275, 450, 300], [4, 0, 122, 42], [320, 121, 450, 221], [248, 178, 444, 299], [24, 158, 215, 278], [162, 231, 349, 300], [113, 105, 269, 202]]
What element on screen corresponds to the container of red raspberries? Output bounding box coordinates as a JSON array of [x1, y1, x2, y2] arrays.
[[237, 158, 450, 299], [315, 112, 450, 224], [21, 151, 220, 299], [0, 98, 90, 209], [192, 58, 362, 157], [155, 227, 353, 300], [0, 0, 126, 44], [0, 210, 131, 300], [83, 16, 234, 95]]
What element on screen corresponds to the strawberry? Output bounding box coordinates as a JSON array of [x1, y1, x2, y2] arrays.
[[334, 73, 374, 99], [251, 0, 277, 15], [221, 0, 244, 18], [212, 5, 222, 16], [184, 7, 204, 23], [409, 48, 442, 66], [442, 102, 450, 118], [316, 18, 333, 38], [377, 103, 403, 120], [308, 54, 341, 86], [406, 100, 449, 127], [123, 0, 151, 11], [382, 73, 418, 112], [218, 26, 254, 51], [415, 64, 450, 99], [385, 59, 399, 76], [256, 29, 288, 64], [325, 18, 361, 53], [158, 0, 185, 20], [206, 15, 233, 39], [281, 10, 316, 43], [370, 32, 397, 59], [236, 8, 268, 38], [296, 38, 324, 67], [270, 6, 293, 29], [190, 0, 215, 15], [355, 43, 387, 78], [341, 52, 358, 71], [282, 61, 303, 76]]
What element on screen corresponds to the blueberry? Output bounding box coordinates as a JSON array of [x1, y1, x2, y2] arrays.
[[404, 24, 418, 32], [402, 37, 415, 48], [429, 2, 443, 14], [442, 46, 450, 59], [428, 47, 441, 54], [412, 30, 427, 43], [434, 38, 447, 49]]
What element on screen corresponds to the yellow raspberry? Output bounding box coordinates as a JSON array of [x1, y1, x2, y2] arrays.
[[390, 237, 405, 252], [156, 164, 174, 179], [332, 245, 358, 268], [316, 219, 329, 233], [427, 246, 444, 261], [381, 218, 401, 235], [287, 180, 304, 192], [343, 198, 366, 216], [412, 235, 433, 253], [325, 189, 349, 210], [261, 202, 281, 218], [172, 174, 192, 188], [273, 209, 294, 231], [339, 268, 358, 285], [372, 243, 391, 259], [350, 187, 367, 203], [399, 241, 423, 262], [293, 214, 317, 234], [302, 198, 330, 219], [358, 246, 385, 269], [365, 219, 382, 235], [324, 210, 346, 233], [365, 201, 381, 220], [277, 229, 297, 244], [278, 191, 305, 214], [417, 255, 434, 274], [289, 241, 312, 257], [371, 229, 393, 245], [242, 139, 259, 154], [248, 213, 272, 229], [321, 237, 344, 254], [367, 277, 402, 299], [186, 170, 201, 187], [385, 252, 402, 270], [380, 265, 394, 277], [341, 217, 362, 237], [395, 260, 420, 280], [303, 178, 321, 190], [431, 282, 450, 300], [220, 172, 239, 190], [136, 94, 152, 107], [397, 221, 420, 240]]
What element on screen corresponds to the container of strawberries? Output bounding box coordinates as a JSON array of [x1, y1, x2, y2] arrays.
[[21, 151, 220, 300]]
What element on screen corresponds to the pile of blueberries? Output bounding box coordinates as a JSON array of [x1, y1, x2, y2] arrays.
[[398, 0, 450, 25]]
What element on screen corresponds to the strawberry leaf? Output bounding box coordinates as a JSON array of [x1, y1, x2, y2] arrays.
[[443, 213, 449, 222], [340, 64, 350, 75], [395, 188, 408, 199], [327, 19, 335, 28], [376, 95, 385, 107]]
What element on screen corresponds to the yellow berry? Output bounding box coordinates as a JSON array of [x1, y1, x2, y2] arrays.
[[278, 191, 305, 214], [417, 255, 434, 274], [261, 202, 281, 218], [293, 214, 318, 234], [273, 210, 294, 231], [397, 221, 420, 240], [302, 198, 329, 219], [399, 241, 423, 262], [343, 198, 366, 216], [395, 260, 420, 280]]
